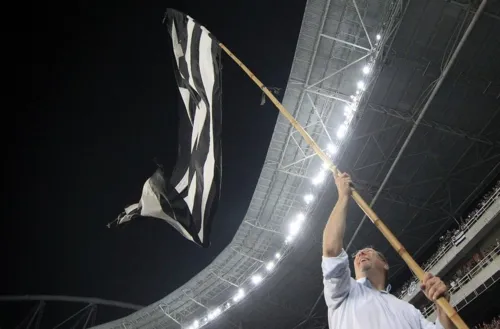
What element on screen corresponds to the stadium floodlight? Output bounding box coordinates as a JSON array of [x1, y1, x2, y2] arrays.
[[304, 194, 314, 203], [289, 220, 302, 236], [193, 320, 200, 329], [327, 143, 338, 154], [357, 80, 366, 90], [266, 261, 275, 271], [297, 212, 305, 221], [275, 252, 281, 259], [251, 274, 263, 285], [362, 65, 371, 75], [208, 308, 221, 321], [337, 124, 348, 139], [376, 34, 381, 40], [233, 288, 245, 302], [312, 170, 326, 185]]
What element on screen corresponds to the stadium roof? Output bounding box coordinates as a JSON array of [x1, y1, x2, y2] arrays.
[[93, 0, 500, 328]]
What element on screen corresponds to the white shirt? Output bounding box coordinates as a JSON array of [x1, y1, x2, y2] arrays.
[[322, 249, 444, 329]]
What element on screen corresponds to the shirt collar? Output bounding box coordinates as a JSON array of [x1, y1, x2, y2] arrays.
[[356, 277, 390, 294]]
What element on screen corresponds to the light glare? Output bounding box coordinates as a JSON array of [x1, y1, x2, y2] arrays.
[[233, 288, 245, 302], [362, 65, 371, 75], [357, 80, 366, 90], [252, 274, 263, 285], [312, 171, 326, 185], [337, 124, 348, 139], [297, 212, 306, 221], [376, 34, 382, 40], [275, 252, 281, 259], [266, 261, 275, 271], [304, 194, 314, 203], [289, 220, 302, 236], [327, 143, 338, 154], [208, 308, 221, 320]]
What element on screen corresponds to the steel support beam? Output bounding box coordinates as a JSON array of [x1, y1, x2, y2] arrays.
[[367, 103, 500, 146], [0, 295, 143, 310], [354, 180, 446, 213]]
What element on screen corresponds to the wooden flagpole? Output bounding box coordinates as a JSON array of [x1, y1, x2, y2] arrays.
[[219, 42, 468, 329]]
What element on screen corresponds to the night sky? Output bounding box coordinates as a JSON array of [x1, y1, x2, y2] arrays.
[[3, 0, 305, 326]]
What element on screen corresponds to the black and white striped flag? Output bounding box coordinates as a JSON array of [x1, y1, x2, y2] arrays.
[[115, 9, 222, 247]]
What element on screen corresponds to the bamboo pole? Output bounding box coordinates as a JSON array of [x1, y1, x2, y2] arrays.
[[219, 42, 469, 329]]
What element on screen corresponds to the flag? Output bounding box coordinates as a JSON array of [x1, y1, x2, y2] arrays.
[[115, 9, 222, 247]]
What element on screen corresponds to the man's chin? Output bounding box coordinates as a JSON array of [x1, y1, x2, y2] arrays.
[[360, 265, 372, 272]]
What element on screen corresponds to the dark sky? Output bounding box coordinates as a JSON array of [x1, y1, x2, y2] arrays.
[[3, 0, 305, 326]]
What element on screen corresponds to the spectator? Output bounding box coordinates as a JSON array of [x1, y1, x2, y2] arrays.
[[397, 181, 499, 298]]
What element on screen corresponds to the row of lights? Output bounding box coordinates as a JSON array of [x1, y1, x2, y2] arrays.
[[184, 32, 382, 329]]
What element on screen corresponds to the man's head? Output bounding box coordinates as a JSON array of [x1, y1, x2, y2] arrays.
[[353, 247, 389, 286]]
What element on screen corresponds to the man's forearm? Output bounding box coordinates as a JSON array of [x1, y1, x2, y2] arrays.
[[322, 196, 349, 257]]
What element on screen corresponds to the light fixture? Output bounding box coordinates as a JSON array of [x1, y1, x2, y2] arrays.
[[252, 274, 263, 285], [208, 308, 221, 320], [275, 252, 281, 259], [356, 90, 360, 95], [233, 288, 245, 302], [266, 261, 275, 271], [193, 320, 200, 329], [344, 113, 354, 125], [337, 124, 348, 139], [297, 212, 306, 221], [362, 65, 371, 75], [289, 220, 302, 236], [322, 161, 330, 169], [376, 34, 381, 40], [357, 80, 366, 90], [304, 194, 314, 204], [285, 235, 293, 243], [312, 171, 326, 185], [327, 143, 338, 154]]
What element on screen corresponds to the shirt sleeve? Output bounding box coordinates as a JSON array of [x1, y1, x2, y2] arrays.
[[322, 249, 351, 310]]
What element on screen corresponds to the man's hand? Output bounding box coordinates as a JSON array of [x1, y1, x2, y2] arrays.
[[334, 172, 352, 198], [421, 273, 457, 329], [421, 272, 448, 302]]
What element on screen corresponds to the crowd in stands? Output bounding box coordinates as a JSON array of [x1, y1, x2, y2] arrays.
[[417, 240, 499, 318], [472, 317, 500, 329], [396, 180, 500, 298], [448, 239, 499, 288]]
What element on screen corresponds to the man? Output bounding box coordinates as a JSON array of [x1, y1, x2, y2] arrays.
[[322, 172, 456, 329]]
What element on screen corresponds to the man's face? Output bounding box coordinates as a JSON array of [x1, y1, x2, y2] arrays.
[[353, 247, 387, 278]]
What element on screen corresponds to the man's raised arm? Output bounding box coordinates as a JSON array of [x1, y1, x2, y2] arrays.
[[322, 173, 353, 310], [322, 173, 351, 257]]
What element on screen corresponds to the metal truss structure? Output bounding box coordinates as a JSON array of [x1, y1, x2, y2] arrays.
[[0, 295, 142, 329], [8, 0, 499, 328]]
